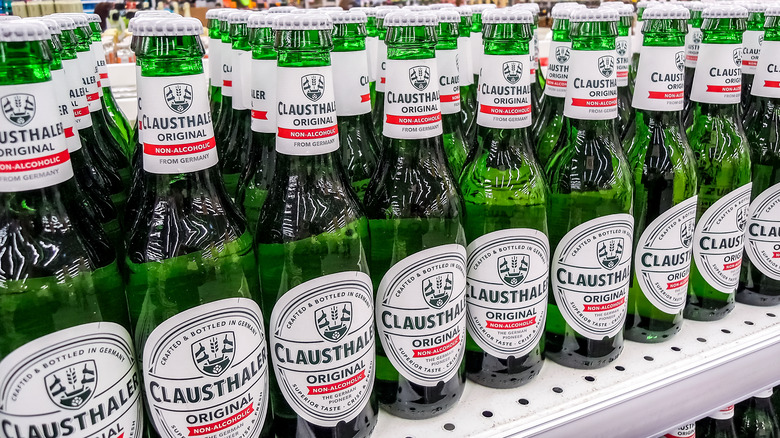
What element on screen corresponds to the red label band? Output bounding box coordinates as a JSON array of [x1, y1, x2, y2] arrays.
[[86, 92, 100, 102], [583, 297, 626, 312], [667, 276, 689, 290], [546, 79, 567, 88], [773, 251, 780, 258], [540, 57, 548, 67], [764, 81, 780, 88], [0, 149, 70, 173], [706, 85, 741, 93], [73, 106, 89, 117], [570, 97, 618, 108], [742, 60, 758, 67], [143, 137, 217, 156], [277, 125, 338, 139], [479, 104, 532, 116], [648, 91, 685, 100], [385, 112, 442, 125], [251, 110, 268, 120], [99, 72, 109, 79], [723, 260, 742, 271], [412, 335, 460, 358], [530, 68, 537, 75], [440, 93, 460, 103], [686, 55, 698, 62], [223, 80, 232, 87], [617, 71, 629, 78], [486, 317, 537, 330], [360, 93, 371, 103], [307, 370, 366, 395], [187, 404, 254, 436], [97, 81, 101, 88], [64, 127, 75, 138], [380, 77, 386, 84]]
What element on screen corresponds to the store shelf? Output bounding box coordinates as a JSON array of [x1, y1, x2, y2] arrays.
[[374, 303, 780, 438]]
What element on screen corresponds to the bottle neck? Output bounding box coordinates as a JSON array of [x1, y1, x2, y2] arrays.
[[276, 29, 332, 66], [333, 22, 367, 51], [249, 27, 275, 59], [230, 23, 250, 51], [551, 18, 571, 42], [458, 16, 471, 37], [436, 22, 458, 50], [386, 25, 437, 59], [471, 14, 482, 33]]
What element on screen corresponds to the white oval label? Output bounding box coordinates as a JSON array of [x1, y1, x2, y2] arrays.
[[745, 181, 780, 280], [477, 54, 532, 129]]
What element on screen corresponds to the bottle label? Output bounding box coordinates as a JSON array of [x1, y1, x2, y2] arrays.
[[530, 30, 538, 83], [690, 43, 742, 104], [250, 58, 277, 134], [684, 25, 702, 68], [664, 423, 695, 438], [231, 50, 251, 111], [551, 214, 634, 340], [544, 40, 572, 98], [76, 50, 101, 112], [616, 35, 631, 87], [563, 50, 618, 120], [755, 388, 775, 398], [382, 57, 443, 140], [741, 30, 763, 75], [470, 31, 483, 76], [63, 58, 93, 129], [750, 40, 780, 98], [376, 42, 388, 92], [52, 68, 82, 153], [466, 229, 549, 359], [710, 405, 735, 420], [134, 65, 143, 143], [477, 54, 532, 129], [275, 66, 339, 155], [634, 196, 697, 314], [693, 183, 752, 293], [366, 36, 378, 82], [142, 298, 269, 438], [632, 45, 686, 111], [376, 244, 467, 386], [208, 37, 222, 88], [436, 48, 461, 115], [458, 36, 474, 86], [745, 181, 780, 280], [269, 272, 375, 427], [0, 81, 74, 192], [332, 50, 372, 116], [221, 44, 233, 97], [139, 73, 217, 174], [91, 41, 111, 88], [0, 322, 143, 438]]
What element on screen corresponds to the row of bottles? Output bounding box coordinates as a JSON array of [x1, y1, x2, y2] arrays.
[[691, 387, 780, 438]]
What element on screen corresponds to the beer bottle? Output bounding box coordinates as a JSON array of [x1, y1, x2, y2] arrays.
[[460, 7, 548, 389], [661, 423, 696, 438], [206, 8, 222, 115], [736, 389, 780, 438], [353, 7, 379, 106], [364, 10, 467, 418], [682, 1, 705, 125], [457, 6, 477, 146], [256, 12, 378, 437], [604, 3, 633, 138], [213, 8, 235, 140], [218, 10, 253, 198], [630, 1, 655, 86], [514, 2, 543, 120], [738, 4, 780, 305], [698, 406, 739, 438], [370, 5, 399, 136], [685, 5, 752, 321], [470, 4, 496, 87], [741, 2, 766, 117], [237, 11, 277, 235], [623, 5, 698, 343], [545, 7, 634, 369], [436, 9, 468, 177], [0, 20, 142, 438], [125, 18, 271, 438], [774, 387, 780, 420], [533, 2, 582, 167]]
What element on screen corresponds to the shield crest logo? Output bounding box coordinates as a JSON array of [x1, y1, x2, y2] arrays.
[[1, 93, 35, 127], [555, 46, 570, 64], [693, 32, 702, 44], [422, 273, 453, 309], [597, 237, 624, 270], [736, 205, 749, 231], [675, 51, 685, 72], [301, 74, 325, 101], [44, 360, 97, 410], [616, 40, 628, 57], [497, 254, 530, 287], [598, 55, 615, 78], [680, 219, 694, 248], [191, 332, 236, 377], [759, 35, 764, 46], [408, 65, 431, 91], [163, 83, 193, 114], [732, 48, 742, 67], [502, 61, 523, 84], [315, 302, 352, 342]]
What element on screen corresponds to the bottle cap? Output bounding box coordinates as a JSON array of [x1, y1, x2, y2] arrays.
[[643, 4, 690, 19], [384, 10, 438, 27], [681, 1, 707, 11], [637, 0, 658, 9], [513, 3, 540, 15], [216, 8, 236, 20], [48, 14, 76, 30], [551, 2, 586, 19], [429, 3, 456, 10], [51, 13, 89, 28], [376, 6, 400, 21], [741, 2, 766, 13], [766, 4, 780, 16], [570, 7, 619, 22], [702, 5, 749, 18], [436, 9, 460, 23], [25, 17, 61, 34], [0, 15, 21, 21], [456, 6, 473, 17], [471, 4, 497, 13], [205, 9, 222, 19], [228, 10, 252, 24], [601, 3, 635, 16], [247, 11, 276, 28], [351, 7, 377, 17], [268, 6, 297, 13], [482, 8, 534, 24], [403, 5, 430, 11], [134, 17, 203, 36], [86, 13, 101, 23], [328, 10, 367, 24], [318, 6, 343, 11], [272, 12, 332, 30], [0, 21, 50, 42]]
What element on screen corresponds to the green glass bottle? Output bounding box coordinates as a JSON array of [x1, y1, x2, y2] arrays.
[[364, 10, 467, 418], [738, 4, 780, 306], [533, 2, 581, 167], [741, 3, 766, 117], [601, 3, 634, 138], [774, 387, 780, 418], [329, 10, 379, 202], [684, 5, 752, 322], [631, 1, 654, 88], [736, 389, 780, 438], [218, 10, 253, 198], [460, 7, 548, 389], [370, 5, 399, 137], [698, 406, 739, 438], [213, 8, 235, 141], [513, 3, 543, 121], [544, 7, 634, 369], [124, 18, 271, 438], [457, 6, 477, 146], [470, 4, 496, 87], [353, 7, 379, 107], [661, 423, 696, 438], [623, 5, 698, 343], [256, 13, 378, 437], [206, 8, 223, 116], [682, 1, 705, 125], [0, 20, 143, 438], [237, 11, 276, 236], [436, 9, 468, 178]]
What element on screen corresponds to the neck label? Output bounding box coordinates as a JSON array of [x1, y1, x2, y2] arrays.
[[52, 68, 82, 153], [745, 181, 780, 280], [376, 42, 388, 92], [750, 40, 780, 98], [742, 30, 763, 74], [221, 43, 233, 97], [551, 214, 634, 340], [250, 58, 277, 134], [690, 43, 742, 104], [634, 196, 697, 314], [437, 48, 461, 115], [530, 30, 538, 82], [275, 66, 339, 155], [142, 298, 269, 438], [366, 36, 379, 82], [563, 50, 618, 120], [693, 183, 752, 293], [231, 49, 252, 110], [710, 405, 735, 420], [616, 35, 631, 87], [545, 41, 572, 98], [466, 229, 549, 359], [139, 73, 218, 174], [332, 50, 372, 116], [684, 25, 702, 68], [477, 54, 532, 129], [208, 37, 222, 88], [458, 36, 474, 86], [63, 58, 93, 129], [76, 50, 101, 112], [632, 45, 686, 111], [91, 41, 111, 88], [665, 423, 696, 438], [270, 272, 375, 427], [383, 57, 443, 139], [376, 244, 467, 386], [0, 323, 143, 438], [0, 81, 73, 192], [755, 388, 775, 398]]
